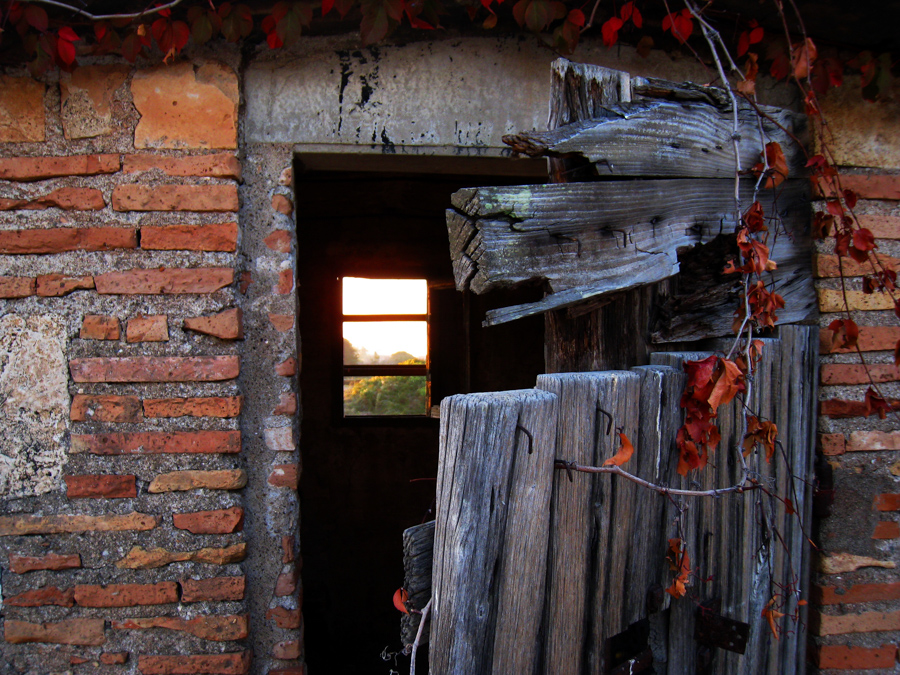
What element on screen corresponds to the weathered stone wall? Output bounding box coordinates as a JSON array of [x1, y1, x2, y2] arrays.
[[811, 77, 900, 672]]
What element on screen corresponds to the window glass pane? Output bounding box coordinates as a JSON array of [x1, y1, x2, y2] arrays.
[[343, 321, 427, 365], [342, 277, 427, 315], [343, 376, 428, 416]]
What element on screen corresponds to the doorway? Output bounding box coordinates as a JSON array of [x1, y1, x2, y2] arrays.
[[296, 153, 546, 673]]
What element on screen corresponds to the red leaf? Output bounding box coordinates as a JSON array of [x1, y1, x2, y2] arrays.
[[323, 0, 335, 15], [864, 387, 892, 419], [843, 188, 858, 210], [737, 31, 749, 58], [825, 199, 844, 217], [23, 4, 48, 32], [603, 432, 634, 466], [853, 228, 876, 252], [792, 38, 817, 79], [630, 5, 642, 28], [567, 8, 584, 27], [749, 25, 764, 45], [56, 35, 76, 65], [393, 587, 409, 614], [601, 17, 623, 48], [770, 53, 790, 81], [827, 318, 859, 350], [57, 26, 79, 42]]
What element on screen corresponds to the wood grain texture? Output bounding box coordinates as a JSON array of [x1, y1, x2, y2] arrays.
[[401, 520, 434, 646], [430, 389, 558, 675], [505, 100, 804, 180]]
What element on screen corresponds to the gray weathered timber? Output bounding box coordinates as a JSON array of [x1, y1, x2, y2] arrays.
[[430, 389, 557, 675], [548, 59, 633, 134], [447, 178, 810, 328], [504, 100, 804, 180], [401, 520, 435, 646]]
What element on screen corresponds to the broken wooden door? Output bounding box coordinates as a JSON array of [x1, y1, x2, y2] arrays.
[[423, 59, 816, 674]]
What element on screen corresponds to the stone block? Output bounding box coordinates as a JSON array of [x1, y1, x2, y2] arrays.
[[60, 65, 129, 139]]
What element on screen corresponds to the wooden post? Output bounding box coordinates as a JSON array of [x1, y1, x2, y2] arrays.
[[430, 389, 557, 675]]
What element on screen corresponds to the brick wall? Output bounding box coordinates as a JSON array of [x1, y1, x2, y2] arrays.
[[811, 78, 900, 673], [0, 55, 302, 675]]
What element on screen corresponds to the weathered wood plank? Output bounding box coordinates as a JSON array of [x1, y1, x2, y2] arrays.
[[505, 100, 804, 180], [401, 520, 435, 647], [430, 389, 557, 675]]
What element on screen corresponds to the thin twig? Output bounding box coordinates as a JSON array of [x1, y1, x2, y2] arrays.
[[26, 0, 186, 21], [409, 598, 432, 675], [555, 460, 758, 497]]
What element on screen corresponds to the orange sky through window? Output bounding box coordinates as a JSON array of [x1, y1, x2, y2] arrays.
[[342, 278, 428, 360]]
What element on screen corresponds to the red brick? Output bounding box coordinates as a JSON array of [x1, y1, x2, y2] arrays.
[[873, 521, 900, 539], [265, 230, 291, 252], [173, 507, 244, 534], [820, 398, 900, 418], [138, 651, 252, 675], [141, 222, 238, 252], [273, 393, 297, 416], [8, 552, 81, 573], [100, 652, 129, 665], [849, 430, 900, 451], [272, 641, 301, 660], [820, 326, 900, 353], [80, 314, 120, 340], [269, 314, 294, 332], [272, 194, 293, 215], [4, 618, 105, 646], [70, 655, 89, 664], [266, 606, 301, 629], [275, 567, 299, 597], [264, 427, 293, 451], [239, 271, 252, 293], [276, 357, 297, 376], [143, 396, 242, 418], [268, 464, 299, 489], [180, 576, 246, 603], [818, 433, 846, 456], [269, 670, 304, 675], [0, 512, 157, 536], [95, 267, 233, 294], [814, 644, 897, 669], [71, 394, 142, 423], [5, 586, 75, 607], [814, 582, 900, 605], [0, 76, 45, 142], [112, 184, 238, 212], [117, 544, 246, 570], [815, 252, 899, 278], [71, 430, 241, 455], [184, 308, 243, 339], [74, 581, 178, 607], [149, 470, 247, 493], [875, 494, 900, 511], [275, 269, 294, 294], [821, 363, 900, 385], [835, 174, 900, 200], [0, 276, 35, 298], [124, 153, 241, 179], [65, 474, 137, 499], [112, 615, 248, 641], [858, 213, 900, 239], [0, 187, 105, 211], [281, 536, 294, 564], [279, 166, 292, 186], [0, 154, 119, 181], [36, 274, 94, 296], [126, 314, 169, 342], [813, 609, 900, 635], [0, 227, 135, 254], [70, 355, 240, 382]]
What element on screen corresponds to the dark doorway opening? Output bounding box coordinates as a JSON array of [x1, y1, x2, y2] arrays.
[[297, 154, 546, 674]]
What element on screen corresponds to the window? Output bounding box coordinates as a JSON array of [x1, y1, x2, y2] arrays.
[[341, 277, 429, 417]]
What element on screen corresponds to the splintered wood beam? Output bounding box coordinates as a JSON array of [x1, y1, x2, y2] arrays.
[[447, 178, 810, 326], [503, 99, 806, 180]]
